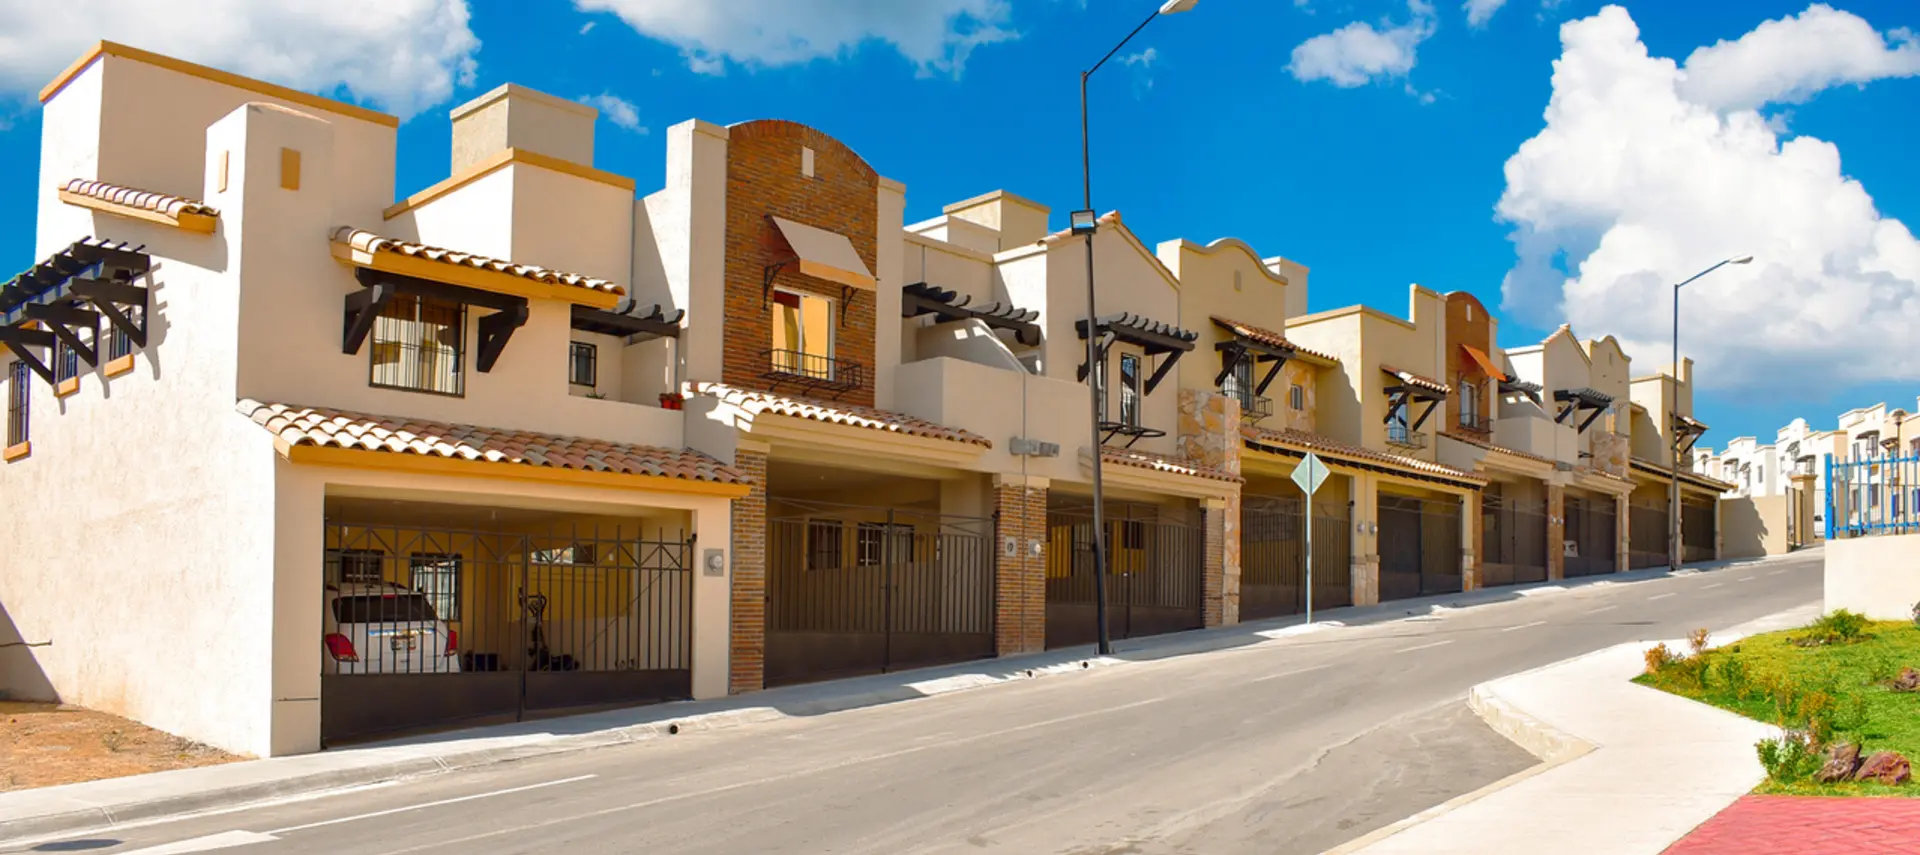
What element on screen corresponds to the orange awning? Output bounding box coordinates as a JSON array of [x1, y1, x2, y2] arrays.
[[1461, 344, 1507, 382]]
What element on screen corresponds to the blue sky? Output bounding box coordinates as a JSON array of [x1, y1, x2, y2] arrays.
[[0, 0, 1916, 448]]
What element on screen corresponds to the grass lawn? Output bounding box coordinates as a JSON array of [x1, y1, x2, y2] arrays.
[[1635, 617, 1920, 797]]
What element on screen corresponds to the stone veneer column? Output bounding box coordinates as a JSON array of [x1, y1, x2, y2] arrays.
[[1351, 474, 1381, 606], [728, 446, 769, 694], [1179, 389, 1242, 628], [1615, 494, 1631, 573], [993, 475, 1048, 656], [1546, 485, 1566, 581], [1461, 492, 1481, 591]]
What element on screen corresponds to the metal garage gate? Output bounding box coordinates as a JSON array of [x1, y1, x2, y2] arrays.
[[1628, 504, 1669, 568], [320, 521, 692, 746], [1241, 496, 1352, 620], [1045, 510, 1204, 649], [1378, 494, 1463, 601], [1479, 494, 1548, 587], [1682, 501, 1717, 564], [763, 503, 995, 687], [1564, 494, 1618, 577]]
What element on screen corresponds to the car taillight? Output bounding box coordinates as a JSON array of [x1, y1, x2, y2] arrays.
[[444, 628, 459, 657], [324, 633, 359, 663]]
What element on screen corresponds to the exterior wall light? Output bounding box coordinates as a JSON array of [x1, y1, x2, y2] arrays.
[[1070, 209, 1099, 235]]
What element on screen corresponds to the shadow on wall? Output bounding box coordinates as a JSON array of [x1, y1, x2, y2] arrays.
[[0, 599, 55, 702]]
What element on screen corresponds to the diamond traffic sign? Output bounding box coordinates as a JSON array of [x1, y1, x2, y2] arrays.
[[1291, 451, 1330, 496]]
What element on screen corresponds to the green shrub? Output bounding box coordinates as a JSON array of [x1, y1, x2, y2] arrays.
[[1644, 643, 1679, 676], [1714, 656, 1752, 699], [1797, 610, 1872, 646], [1756, 731, 1821, 784]]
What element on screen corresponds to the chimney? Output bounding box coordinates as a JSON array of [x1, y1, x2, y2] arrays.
[[943, 190, 1051, 249], [449, 84, 597, 172]]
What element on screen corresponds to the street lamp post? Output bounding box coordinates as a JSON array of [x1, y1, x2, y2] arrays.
[[1669, 254, 1752, 572], [1074, 0, 1198, 656]]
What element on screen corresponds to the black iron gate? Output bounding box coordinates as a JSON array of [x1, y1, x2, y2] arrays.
[[1628, 503, 1669, 568], [1564, 494, 1618, 577], [1045, 509, 1204, 648], [1479, 494, 1548, 587], [320, 521, 692, 746], [1241, 496, 1352, 620], [1379, 494, 1463, 601], [764, 502, 994, 686], [1682, 501, 1716, 564]]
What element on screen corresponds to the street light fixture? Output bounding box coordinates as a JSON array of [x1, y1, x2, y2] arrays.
[[1670, 254, 1752, 572], [1078, 0, 1198, 656]]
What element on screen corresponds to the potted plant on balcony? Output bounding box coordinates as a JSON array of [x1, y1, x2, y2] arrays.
[[659, 392, 685, 411]]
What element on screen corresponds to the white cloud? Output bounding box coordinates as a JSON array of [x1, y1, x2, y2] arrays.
[[581, 20, 598, 35], [1289, 0, 1436, 88], [570, 0, 1015, 78], [1495, 4, 1920, 390], [1122, 47, 1157, 69], [1465, 0, 1507, 28], [1679, 3, 1920, 112], [578, 92, 646, 133], [0, 0, 479, 120]]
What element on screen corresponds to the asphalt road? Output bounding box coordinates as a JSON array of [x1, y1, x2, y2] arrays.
[[8, 552, 1821, 855]]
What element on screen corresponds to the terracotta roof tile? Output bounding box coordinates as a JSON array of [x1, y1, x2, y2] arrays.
[[691, 383, 990, 448], [61, 178, 219, 218], [330, 227, 624, 297], [1380, 365, 1451, 395], [1101, 447, 1242, 483], [1210, 315, 1340, 365], [1243, 426, 1486, 485], [1442, 431, 1556, 466], [238, 400, 744, 484]]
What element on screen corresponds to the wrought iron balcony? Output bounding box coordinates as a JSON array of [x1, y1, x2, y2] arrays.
[[1234, 393, 1274, 422], [1456, 412, 1494, 434], [763, 349, 866, 398], [1386, 426, 1428, 451]]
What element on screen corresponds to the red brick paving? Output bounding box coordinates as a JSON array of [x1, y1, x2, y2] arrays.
[[1663, 795, 1920, 854]]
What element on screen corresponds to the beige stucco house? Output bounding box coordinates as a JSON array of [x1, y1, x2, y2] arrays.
[[1622, 359, 1734, 565]]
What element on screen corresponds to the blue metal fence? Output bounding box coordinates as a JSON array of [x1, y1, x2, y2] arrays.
[[1826, 452, 1920, 540]]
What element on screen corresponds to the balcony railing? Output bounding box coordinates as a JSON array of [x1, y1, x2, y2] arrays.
[[763, 349, 866, 398], [1456, 412, 1493, 434], [1386, 427, 1428, 451], [1233, 393, 1274, 422]]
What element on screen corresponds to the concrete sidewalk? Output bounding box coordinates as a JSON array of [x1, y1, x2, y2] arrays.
[[0, 552, 1790, 845], [1334, 603, 1820, 855]]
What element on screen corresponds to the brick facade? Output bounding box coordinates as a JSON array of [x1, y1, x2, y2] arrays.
[[728, 448, 768, 694], [1444, 291, 1496, 440], [993, 479, 1047, 656], [723, 120, 880, 408]]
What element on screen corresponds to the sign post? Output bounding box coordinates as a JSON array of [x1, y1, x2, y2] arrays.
[[1290, 452, 1331, 624]]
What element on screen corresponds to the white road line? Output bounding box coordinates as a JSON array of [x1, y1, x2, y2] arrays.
[[1702, 583, 1724, 590], [268, 774, 597, 835], [1770, 569, 1787, 576], [1587, 605, 1618, 614], [1736, 576, 1756, 583], [115, 831, 281, 854], [1501, 621, 1548, 633], [1252, 663, 1334, 683], [1394, 639, 1454, 653], [1649, 593, 1676, 601]]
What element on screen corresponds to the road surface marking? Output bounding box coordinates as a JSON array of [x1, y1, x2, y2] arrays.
[[1394, 639, 1454, 653], [116, 831, 281, 854], [1770, 569, 1787, 576], [1649, 593, 1676, 601], [1587, 604, 1618, 614], [1736, 576, 1755, 583], [268, 774, 596, 834], [1252, 663, 1334, 683], [1702, 582, 1724, 590], [1501, 621, 1548, 633]]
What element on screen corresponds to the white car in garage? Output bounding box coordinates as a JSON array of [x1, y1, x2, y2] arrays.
[[322, 581, 462, 675]]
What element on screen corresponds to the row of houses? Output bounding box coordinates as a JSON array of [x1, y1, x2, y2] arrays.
[[1697, 399, 1920, 535], [0, 43, 1737, 757]]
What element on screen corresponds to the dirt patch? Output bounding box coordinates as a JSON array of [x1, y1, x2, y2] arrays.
[[0, 702, 241, 791]]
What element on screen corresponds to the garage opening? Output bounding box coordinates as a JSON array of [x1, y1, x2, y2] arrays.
[[1682, 498, 1716, 564], [1479, 490, 1548, 587], [319, 501, 691, 746], [1563, 492, 1618, 577], [1240, 495, 1352, 620], [1628, 503, 1670, 568], [1378, 493, 1463, 601], [1045, 500, 1204, 648]]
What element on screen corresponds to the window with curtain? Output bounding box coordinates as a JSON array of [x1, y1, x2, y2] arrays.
[[1387, 403, 1411, 444], [1222, 358, 1253, 411], [771, 289, 834, 379], [370, 294, 465, 396]]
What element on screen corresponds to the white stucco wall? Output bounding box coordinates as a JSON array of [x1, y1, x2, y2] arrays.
[[1825, 533, 1920, 621]]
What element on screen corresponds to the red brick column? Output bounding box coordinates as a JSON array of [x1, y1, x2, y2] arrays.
[[1546, 485, 1567, 581], [1464, 492, 1483, 591], [1203, 497, 1240, 627], [993, 477, 1048, 656], [729, 448, 768, 694]]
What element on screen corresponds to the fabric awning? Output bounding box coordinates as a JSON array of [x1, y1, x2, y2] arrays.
[[770, 216, 875, 290], [1461, 344, 1507, 381]]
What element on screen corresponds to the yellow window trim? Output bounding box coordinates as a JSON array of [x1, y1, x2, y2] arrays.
[[104, 354, 136, 377], [330, 241, 622, 310], [383, 148, 637, 220], [279, 443, 752, 499], [58, 189, 217, 235], [41, 41, 400, 129], [3, 441, 28, 462], [54, 377, 80, 398]]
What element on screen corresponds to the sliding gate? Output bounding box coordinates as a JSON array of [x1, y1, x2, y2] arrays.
[[1241, 496, 1352, 620], [1045, 509, 1205, 648], [320, 520, 692, 746], [764, 503, 994, 686], [1564, 494, 1618, 577], [1378, 494, 1463, 601], [1479, 494, 1548, 587]]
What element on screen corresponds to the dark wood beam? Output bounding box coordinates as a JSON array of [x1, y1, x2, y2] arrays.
[[342, 281, 397, 355], [1213, 343, 1248, 389], [1143, 350, 1183, 396], [475, 305, 529, 373], [1410, 398, 1440, 432], [23, 302, 100, 366], [1254, 354, 1289, 396], [69, 278, 148, 349], [0, 326, 56, 384]]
